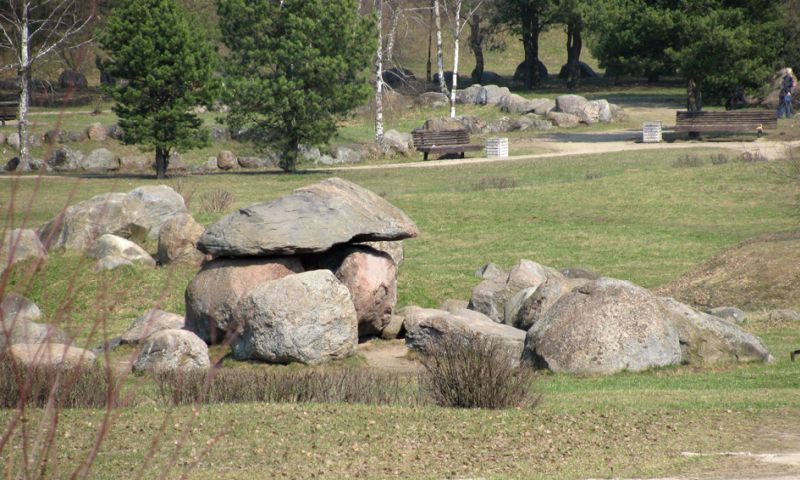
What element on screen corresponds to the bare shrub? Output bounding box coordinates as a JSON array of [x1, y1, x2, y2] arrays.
[[710, 153, 729, 165], [154, 367, 419, 406], [672, 154, 704, 168], [199, 189, 234, 213], [585, 172, 603, 180], [0, 355, 116, 409], [737, 150, 768, 163], [169, 177, 197, 207], [470, 176, 518, 191], [419, 335, 538, 409]]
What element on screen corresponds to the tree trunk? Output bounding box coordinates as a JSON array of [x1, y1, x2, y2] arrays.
[[384, 3, 400, 67], [375, 0, 384, 142], [565, 19, 582, 91], [687, 77, 702, 112], [468, 11, 484, 82], [433, 0, 448, 94], [449, 1, 462, 118], [521, 10, 541, 90], [18, 5, 30, 164], [155, 146, 169, 179], [427, 3, 433, 83], [281, 136, 299, 173]]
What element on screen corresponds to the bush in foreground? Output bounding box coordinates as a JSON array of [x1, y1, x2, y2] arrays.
[[419, 335, 538, 409]]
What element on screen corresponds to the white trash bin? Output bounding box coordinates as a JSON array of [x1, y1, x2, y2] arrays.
[[486, 137, 509, 157]]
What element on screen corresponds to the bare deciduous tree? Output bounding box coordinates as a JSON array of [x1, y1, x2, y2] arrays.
[[0, 0, 94, 165]]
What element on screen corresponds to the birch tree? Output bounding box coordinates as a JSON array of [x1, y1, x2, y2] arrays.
[[374, 0, 384, 141], [0, 0, 94, 165], [433, 0, 447, 94], [443, 0, 483, 117]]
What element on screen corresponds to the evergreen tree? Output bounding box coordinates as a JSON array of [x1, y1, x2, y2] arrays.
[[98, 0, 216, 179], [490, 0, 554, 90], [216, 0, 375, 172]]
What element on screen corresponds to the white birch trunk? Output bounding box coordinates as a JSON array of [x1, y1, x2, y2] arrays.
[[433, 0, 448, 95], [375, 0, 384, 142], [18, 3, 30, 164], [385, 6, 401, 67], [449, 1, 462, 118]]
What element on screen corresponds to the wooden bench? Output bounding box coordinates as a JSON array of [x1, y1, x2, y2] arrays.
[[411, 128, 483, 160], [0, 100, 18, 125], [674, 110, 777, 136]]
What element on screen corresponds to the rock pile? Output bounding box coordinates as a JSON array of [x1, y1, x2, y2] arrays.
[[398, 258, 772, 375], [185, 177, 417, 364]]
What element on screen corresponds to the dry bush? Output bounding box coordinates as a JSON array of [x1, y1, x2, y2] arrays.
[[0, 355, 116, 409], [672, 154, 704, 168], [168, 177, 197, 207], [154, 367, 418, 406], [470, 176, 518, 191], [710, 153, 729, 165], [585, 171, 604, 180], [738, 150, 768, 163], [199, 189, 234, 213], [419, 335, 538, 409]]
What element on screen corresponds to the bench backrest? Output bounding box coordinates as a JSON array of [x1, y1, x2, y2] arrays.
[[412, 129, 471, 147], [676, 110, 777, 129], [0, 101, 18, 119]]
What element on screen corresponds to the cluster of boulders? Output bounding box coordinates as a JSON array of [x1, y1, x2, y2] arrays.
[[414, 88, 628, 135], [396, 259, 774, 375], [183, 177, 415, 365]]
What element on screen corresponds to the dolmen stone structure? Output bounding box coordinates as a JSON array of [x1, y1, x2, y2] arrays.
[[185, 177, 417, 365], [401, 258, 772, 375]]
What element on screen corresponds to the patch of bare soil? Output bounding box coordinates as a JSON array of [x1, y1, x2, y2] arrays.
[[357, 339, 421, 372], [656, 231, 800, 310]]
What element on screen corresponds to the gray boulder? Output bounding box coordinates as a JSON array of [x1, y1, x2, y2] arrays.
[[768, 309, 800, 322], [439, 299, 469, 312], [499, 95, 551, 114], [133, 329, 210, 372], [10, 344, 95, 368], [517, 114, 553, 131], [209, 126, 230, 141], [1, 229, 47, 272], [475, 262, 507, 281], [485, 116, 520, 133], [380, 314, 405, 340], [184, 257, 304, 344], [560, 266, 601, 280], [662, 297, 771, 366], [422, 117, 464, 132], [555, 94, 590, 116], [0, 294, 68, 349], [456, 84, 483, 104], [47, 146, 85, 171], [546, 111, 580, 128], [532, 99, 556, 116], [7, 133, 20, 149], [92, 256, 135, 272], [119, 155, 152, 171], [381, 130, 413, 155], [610, 104, 629, 122], [320, 246, 397, 338], [237, 155, 278, 169], [231, 270, 358, 364], [469, 259, 557, 323], [87, 234, 155, 267], [217, 150, 238, 170], [86, 123, 108, 141], [121, 309, 185, 345], [524, 278, 682, 374], [504, 276, 585, 331], [156, 213, 205, 265], [477, 85, 511, 105], [591, 100, 613, 123], [127, 185, 187, 238], [705, 307, 745, 324], [457, 115, 487, 133], [334, 146, 363, 164], [198, 177, 418, 257], [556, 95, 606, 124], [416, 92, 449, 108], [38, 192, 150, 251], [403, 306, 526, 364], [82, 148, 119, 171]]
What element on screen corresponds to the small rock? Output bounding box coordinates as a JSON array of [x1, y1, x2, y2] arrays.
[[157, 213, 205, 265], [217, 150, 237, 170], [87, 234, 155, 267], [380, 314, 405, 340], [768, 309, 800, 322], [92, 256, 135, 272], [86, 122, 108, 141], [133, 329, 210, 372], [10, 344, 95, 368], [706, 307, 746, 324], [121, 309, 185, 345]]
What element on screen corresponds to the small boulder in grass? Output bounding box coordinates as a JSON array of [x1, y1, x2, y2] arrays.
[[133, 329, 210, 372], [121, 309, 185, 345], [10, 344, 96, 368], [705, 307, 745, 324], [768, 309, 800, 322], [87, 234, 155, 267]]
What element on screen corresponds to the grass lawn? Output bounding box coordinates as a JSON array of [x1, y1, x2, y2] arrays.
[[3, 84, 800, 478]]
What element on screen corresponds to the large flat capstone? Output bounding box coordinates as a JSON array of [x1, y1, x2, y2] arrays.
[[197, 177, 418, 256]]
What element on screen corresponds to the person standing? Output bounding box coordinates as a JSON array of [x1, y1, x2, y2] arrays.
[[778, 68, 796, 118]]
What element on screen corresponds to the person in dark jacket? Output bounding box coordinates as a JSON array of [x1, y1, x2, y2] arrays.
[[778, 68, 796, 118]]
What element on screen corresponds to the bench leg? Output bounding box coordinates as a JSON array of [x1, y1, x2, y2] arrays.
[[461, 152, 465, 158]]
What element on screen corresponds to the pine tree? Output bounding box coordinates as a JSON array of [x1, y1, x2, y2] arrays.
[[98, 0, 216, 179], [216, 0, 375, 172]]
